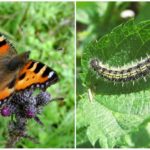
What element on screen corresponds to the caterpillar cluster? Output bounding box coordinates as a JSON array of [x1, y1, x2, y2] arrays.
[[90, 56, 150, 85]]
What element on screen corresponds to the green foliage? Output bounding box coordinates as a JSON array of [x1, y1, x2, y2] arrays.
[[76, 1, 135, 100], [77, 3, 150, 148], [0, 2, 74, 148], [82, 20, 150, 94]]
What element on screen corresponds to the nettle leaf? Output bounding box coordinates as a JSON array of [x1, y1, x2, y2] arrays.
[[78, 95, 125, 148], [79, 19, 150, 147], [81, 19, 150, 94]]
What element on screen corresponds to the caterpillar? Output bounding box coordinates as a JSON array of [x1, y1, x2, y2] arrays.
[[90, 56, 150, 85]]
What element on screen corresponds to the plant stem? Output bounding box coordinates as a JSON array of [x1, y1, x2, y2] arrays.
[[5, 134, 22, 148]]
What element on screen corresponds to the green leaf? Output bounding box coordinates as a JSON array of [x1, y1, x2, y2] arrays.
[[79, 19, 150, 147], [81, 19, 150, 94], [78, 95, 125, 148]]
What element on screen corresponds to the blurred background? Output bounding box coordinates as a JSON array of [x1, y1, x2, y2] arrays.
[[0, 2, 74, 148], [77, 1, 150, 148]]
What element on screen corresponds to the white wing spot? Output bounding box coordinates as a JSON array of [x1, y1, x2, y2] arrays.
[[48, 71, 54, 79], [36, 84, 40, 88]]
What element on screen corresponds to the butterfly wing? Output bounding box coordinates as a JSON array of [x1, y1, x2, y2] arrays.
[[0, 33, 18, 91], [0, 60, 58, 106], [0, 33, 16, 57], [0, 77, 16, 106], [0, 33, 58, 107], [15, 60, 59, 91]]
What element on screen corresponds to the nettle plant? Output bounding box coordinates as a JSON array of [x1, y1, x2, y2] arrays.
[[77, 20, 150, 148]]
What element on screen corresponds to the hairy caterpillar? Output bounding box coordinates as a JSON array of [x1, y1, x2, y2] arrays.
[[90, 56, 150, 85]]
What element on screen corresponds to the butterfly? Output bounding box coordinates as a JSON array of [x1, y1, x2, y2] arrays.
[[0, 33, 58, 106]]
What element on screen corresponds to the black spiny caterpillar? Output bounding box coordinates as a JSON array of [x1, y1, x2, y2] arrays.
[[90, 56, 150, 85]]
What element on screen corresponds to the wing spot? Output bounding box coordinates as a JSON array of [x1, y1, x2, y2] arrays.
[[19, 73, 26, 80], [8, 78, 16, 89], [34, 63, 44, 74], [27, 61, 35, 69], [0, 39, 6, 47], [48, 71, 54, 78], [42, 67, 53, 78]]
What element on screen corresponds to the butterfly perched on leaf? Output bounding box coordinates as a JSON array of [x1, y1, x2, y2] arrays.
[[0, 33, 59, 106]]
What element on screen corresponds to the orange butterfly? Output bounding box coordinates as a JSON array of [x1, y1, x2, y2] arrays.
[[0, 33, 58, 106]]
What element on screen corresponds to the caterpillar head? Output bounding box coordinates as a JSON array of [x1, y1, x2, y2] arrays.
[[90, 59, 100, 70]]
